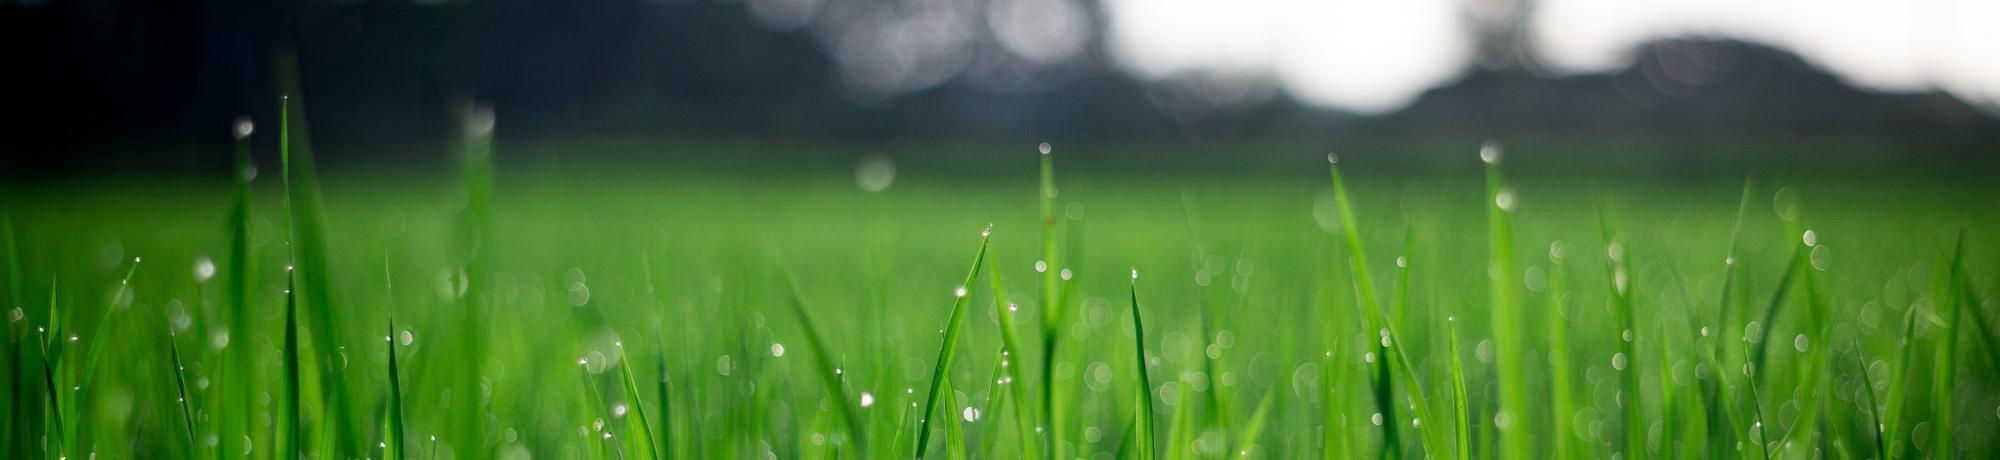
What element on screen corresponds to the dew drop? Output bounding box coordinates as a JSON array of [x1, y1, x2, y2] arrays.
[[962, 406, 981, 422], [1802, 230, 1818, 247], [1611, 353, 1628, 370], [953, 286, 968, 298], [1371, 413, 1384, 426], [1495, 187, 1519, 212], [1793, 334, 1810, 352], [771, 343, 785, 357], [193, 256, 217, 283], [1060, 269, 1072, 281], [232, 117, 255, 139], [859, 392, 875, 408], [1035, 260, 1047, 273], [1478, 141, 1503, 165], [399, 330, 414, 347], [1038, 143, 1052, 156], [1394, 256, 1407, 268], [1326, 152, 1339, 164]]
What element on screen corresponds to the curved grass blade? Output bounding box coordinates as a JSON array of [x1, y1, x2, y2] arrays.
[[777, 269, 864, 455], [913, 228, 991, 459], [1326, 153, 1403, 458], [1853, 348, 1887, 460], [983, 245, 1040, 459], [1234, 389, 1276, 458], [1127, 268, 1156, 460]]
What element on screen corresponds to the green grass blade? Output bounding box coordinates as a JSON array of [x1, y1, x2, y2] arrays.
[[1036, 142, 1064, 460], [281, 265, 302, 460], [1597, 200, 1643, 460], [1853, 348, 1888, 460], [1482, 142, 1530, 459], [913, 228, 991, 459], [1127, 268, 1155, 460], [169, 325, 198, 454], [38, 278, 66, 460], [778, 269, 865, 455], [224, 115, 256, 460], [1447, 316, 1471, 460], [984, 243, 1040, 459], [1234, 390, 1276, 459], [1326, 153, 1403, 459], [618, 357, 659, 460], [77, 258, 139, 398], [384, 256, 408, 460], [1545, 242, 1579, 459], [1932, 234, 1965, 459]]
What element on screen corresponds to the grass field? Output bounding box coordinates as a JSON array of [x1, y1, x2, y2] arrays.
[[2, 131, 1997, 459]]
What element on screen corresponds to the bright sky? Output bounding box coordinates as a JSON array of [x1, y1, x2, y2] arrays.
[[1102, 0, 2000, 113]]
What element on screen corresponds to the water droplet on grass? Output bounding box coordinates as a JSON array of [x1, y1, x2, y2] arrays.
[[232, 117, 255, 139], [399, 330, 414, 346], [770, 343, 785, 357], [1478, 141, 1503, 165], [1495, 187, 1519, 212], [193, 256, 216, 283], [1611, 353, 1628, 370], [1793, 334, 1810, 352], [859, 392, 875, 408], [1039, 143, 1052, 155], [962, 406, 981, 422]]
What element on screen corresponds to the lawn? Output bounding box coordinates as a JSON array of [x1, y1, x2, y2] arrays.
[[2, 134, 1995, 459]]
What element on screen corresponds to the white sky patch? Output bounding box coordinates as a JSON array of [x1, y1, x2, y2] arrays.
[[1104, 0, 1468, 113], [1105, 0, 2000, 112]]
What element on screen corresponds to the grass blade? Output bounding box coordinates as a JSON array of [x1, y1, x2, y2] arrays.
[[1447, 316, 1471, 460], [1853, 348, 1888, 460], [1481, 142, 1530, 458], [384, 256, 407, 460], [1036, 142, 1064, 460], [984, 242, 1040, 459], [168, 325, 198, 454], [1598, 199, 1643, 460], [777, 268, 865, 455], [1544, 241, 1579, 459], [1325, 152, 1403, 458], [913, 227, 991, 459], [1127, 268, 1155, 460], [1931, 234, 1965, 459]]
